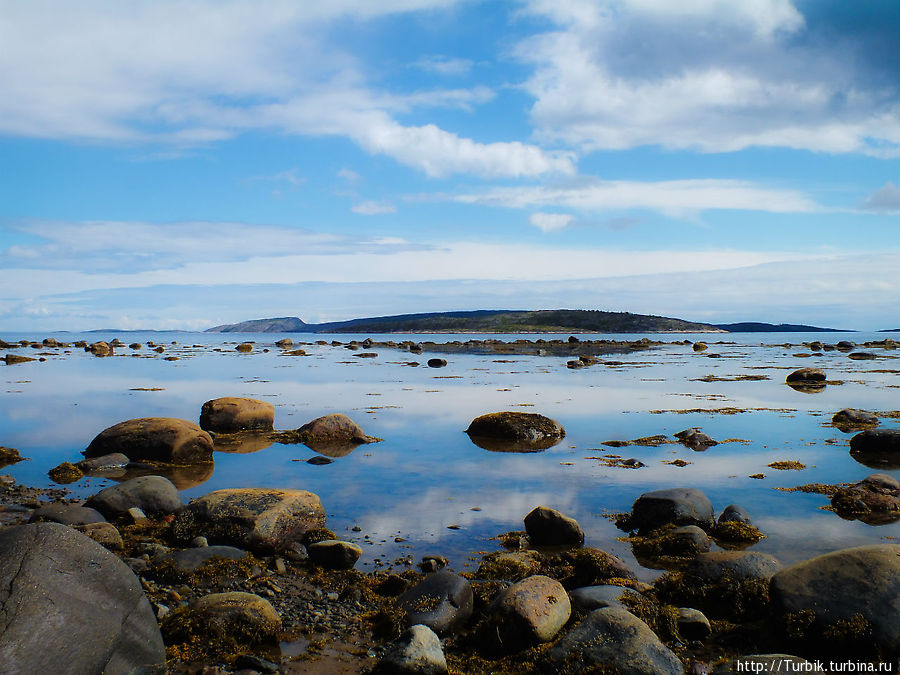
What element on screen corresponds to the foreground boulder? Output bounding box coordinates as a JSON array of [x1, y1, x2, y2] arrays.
[[85, 475, 182, 519], [622, 487, 715, 533], [770, 545, 900, 658], [172, 487, 326, 552], [0, 523, 165, 673], [199, 397, 275, 433], [398, 570, 473, 635], [524, 506, 584, 547], [84, 417, 214, 464], [850, 429, 900, 469], [542, 606, 682, 674], [465, 411, 565, 452], [489, 575, 571, 651], [374, 624, 448, 675]]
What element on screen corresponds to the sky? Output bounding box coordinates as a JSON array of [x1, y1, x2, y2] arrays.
[[1, 0, 900, 332]]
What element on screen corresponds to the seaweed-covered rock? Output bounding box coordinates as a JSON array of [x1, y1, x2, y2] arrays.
[[199, 397, 275, 433], [0, 523, 165, 673], [47, 461, 83, 484], [162, 592, 281, 648], [675, 428, 718, 449], [832, 408, 879, 431], [770, 545, 900, 658], [476, 550, 542, 581], [489, 575, 571, 651], [172, 488, 326, 552], [3, 353, 37, 365], [84, 417, 214, 465], [623, 487, 715, 533], [568, 585, 632, 612], [154, 545, 251, 574], [831, 474, 900, 524], [0, 446, 24, 466], [76, 452, 130, 473], [374, 624, 448, 675], [465, 411, 565, 452], [785, 368, 825, 383], [85, 475, 182, 519], [398, 571, 473, 636], [566, 548, 637, 587], [631, 524, 710, 562], [524, 506, 584, 547], [542, 606, 682, 675]]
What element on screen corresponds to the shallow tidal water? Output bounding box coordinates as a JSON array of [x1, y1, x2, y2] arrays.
[[2, 330, 899, 580]]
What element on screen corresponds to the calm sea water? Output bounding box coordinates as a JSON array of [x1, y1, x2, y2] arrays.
[[2, 330, 898, 578]]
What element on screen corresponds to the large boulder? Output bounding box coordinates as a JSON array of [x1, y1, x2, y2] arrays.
[[0, 523, 165, 673], [465, 411, 565, 452], [172, 488, 326, 552], [850, 429, 900, 469], [397, 571, 474, 635], [84, 417, 214, 465], [276, 413, 380, 456], [489, 575, 571, 651], [623, 487, 715, 533], [85, 475, 182, 519], [524, 506, 584, 547], [542, 606, 682, 675], [199, 397, 275, 433], [769, 544, 900, 658]]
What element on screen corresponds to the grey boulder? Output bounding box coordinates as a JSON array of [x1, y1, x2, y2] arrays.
[[85, 475, 182, 519]]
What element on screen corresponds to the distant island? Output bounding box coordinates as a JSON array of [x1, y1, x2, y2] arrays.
[[205, 310, 843, 334], [712, 322, 847, 333]]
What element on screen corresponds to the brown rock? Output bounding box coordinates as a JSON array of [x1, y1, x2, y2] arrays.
[[84, 417, 214, 464], [199, 397, 275, 433]]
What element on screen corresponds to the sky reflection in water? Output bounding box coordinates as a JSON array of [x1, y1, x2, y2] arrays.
[[2, 331, 898, 579]]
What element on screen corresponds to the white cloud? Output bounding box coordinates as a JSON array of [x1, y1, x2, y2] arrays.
[[412, 55, 475, 76], [860, 182, 900, 213], [529, 212, 574, 232], [447, 178, 819, 217], [517, 0, 900, 156], [352, 201, 397, 215], [337, 168, 362, 183]]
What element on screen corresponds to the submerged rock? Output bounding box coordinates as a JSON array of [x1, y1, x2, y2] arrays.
[[200, 397, 275, 433], [465, 411, 565, 452], [84, 417, 214, 465], [0, 523, 165, 673], [172, 487, 326, 552]]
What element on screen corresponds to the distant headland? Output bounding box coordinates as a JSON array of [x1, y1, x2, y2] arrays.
[[205, 310, 845, 334]]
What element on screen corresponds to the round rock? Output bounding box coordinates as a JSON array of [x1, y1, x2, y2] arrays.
[[832, 409, 879, 430], [491, 575, 571, 651], [307, 540, 363, 570], [465, 411, 565, 452], [850, 429, 900, 469], [398, 570, 473, 635], [785, 368, 826, 383], [85, 475, 182, 519], [524, 505, 584, 547], [626, 487, 715, 533], [200, 397, 275, 433], [374, 624, 448, 675], [84, 417, 214, 464]]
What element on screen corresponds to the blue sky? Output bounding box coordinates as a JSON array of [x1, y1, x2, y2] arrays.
[[1, 0, 899, 331]]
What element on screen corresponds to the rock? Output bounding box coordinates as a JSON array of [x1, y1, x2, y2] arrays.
[[713, 505, 764, 543], [465, 411, 565, 452], [0, 446, 24, 465], [3, 353, 37, 365], [87, 341, 112, 356], [832, 408, 879, 431], [163, 592, 281, 647], [568, 585, 632, 612], [374, 624, 448, 675], [172, 487, 326, 552], [307, 540, 363, 570], [567, 548, 637, 587], [624, 487, 715, 533], [427, 358, 447, 368], [76, 452, 130, 472], [476, 551, 542, 581], [275, 338, 293, 348], [785, 368, 826, 383], [566, 359, 585, 369], [129, 342, 142, 350], [524, 505, 584, 547], [84, 417, 214, 465], [632, 525, 710, 562], [542, 606, 682, 675], [848, 351, 877, 360], [831, 474, 900, 524], [47, 461, 83, 483], [154, 545, 250, 574], [692, 342, 708, 352], [29, 503, 106, 526], [850, 429, 900, 469], [279, 413, 381, 455], [770, 545, 900, 658], [212, 432, 275, 454], [398, 570, 474, 635], [0, 523, 165, 673], [685, 551, 782, 584], [85, 475, 182, 519], [235, 342, 253, 352], [717, 504, 753, 526], [307, 455, 333, 465], [677, 607, 711, 640], [490, 575, 571, 651], [200, 397, 275, 433], [711, 655, 811, 674], [675, 428, 718, 449], [74, 521, 124, 550], [836, 340, 855, 351]]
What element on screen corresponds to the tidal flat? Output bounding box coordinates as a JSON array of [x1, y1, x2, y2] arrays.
[[2, 330, 899, 672]]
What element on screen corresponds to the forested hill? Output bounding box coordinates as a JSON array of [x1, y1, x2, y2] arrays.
[[206, 309, 724, 334]]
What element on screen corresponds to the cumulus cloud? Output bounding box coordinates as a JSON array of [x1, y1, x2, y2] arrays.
[[447, 178, 819, 217], [529, 212, 574, 232], [352, 201, 397, 215], [860, 182, 900, 213], [517, 0, 900, 156], [0, 1, 571, 178]]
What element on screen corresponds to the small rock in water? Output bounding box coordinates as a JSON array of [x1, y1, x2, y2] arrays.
[[523, 505, 584, 547], [307, 455, 334, 465]]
